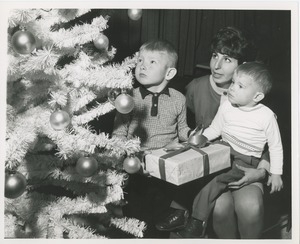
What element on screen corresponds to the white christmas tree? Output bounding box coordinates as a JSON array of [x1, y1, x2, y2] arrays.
[[5, 8, 145, 239]]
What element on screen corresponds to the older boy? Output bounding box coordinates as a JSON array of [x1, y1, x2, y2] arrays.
[[112, 40, 191, 236], [113, 39, 191, 149]]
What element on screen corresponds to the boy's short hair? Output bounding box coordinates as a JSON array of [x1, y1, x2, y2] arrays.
[[235, 62, 273, 95], [211, 26, 257, 64], [139, 39, 178, 68]]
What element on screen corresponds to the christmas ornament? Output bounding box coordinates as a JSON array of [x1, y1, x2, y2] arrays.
[[76, 156, 98, 177], [128, 9, 143, 21], [11, 30, 36, 55], [123, 155, 141, 174], [50, 110, 71, 131], [5, 171, 27, 199], [114, 93, 134, 114], [93, 34, 109, 50]]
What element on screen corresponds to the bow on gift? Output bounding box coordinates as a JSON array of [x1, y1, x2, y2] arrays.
[[164, 125, 207, 152]]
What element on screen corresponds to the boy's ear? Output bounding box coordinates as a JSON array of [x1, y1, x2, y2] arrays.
[[253, 91, 265, 103], [165, 67, 177, 80]]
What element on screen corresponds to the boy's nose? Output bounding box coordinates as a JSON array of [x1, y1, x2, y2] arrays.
[[140, 64, 146, 70]]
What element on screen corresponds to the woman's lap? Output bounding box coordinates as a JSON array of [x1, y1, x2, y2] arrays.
[[213, 183, 264, 238]]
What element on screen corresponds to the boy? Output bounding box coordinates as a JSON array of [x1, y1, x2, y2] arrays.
[[176, 62, 283, 238], [112, 40, 191, 236], [112, 39, 191, 149]]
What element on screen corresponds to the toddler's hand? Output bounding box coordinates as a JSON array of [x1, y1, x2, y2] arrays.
[[267, 174, 283, 194]]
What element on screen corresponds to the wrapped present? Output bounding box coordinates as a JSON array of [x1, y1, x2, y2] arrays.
[[145, 143, 231, 185]]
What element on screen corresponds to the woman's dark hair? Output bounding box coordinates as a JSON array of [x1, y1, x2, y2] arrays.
[[211, 26, 257, 64]]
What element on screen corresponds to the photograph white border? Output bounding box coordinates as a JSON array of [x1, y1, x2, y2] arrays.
[[0, 1, 298, 244]]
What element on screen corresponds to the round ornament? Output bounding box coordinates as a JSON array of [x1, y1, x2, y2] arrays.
[[76, 156, 98, 177], [123, 155, 141, 174], [11, 30, 36, 55], [93, 34, 109, 50], [50, 110, 71, 131], [128, 9, 143, 21], [5, 171, 27, 199], [114, 93, 134, 114]]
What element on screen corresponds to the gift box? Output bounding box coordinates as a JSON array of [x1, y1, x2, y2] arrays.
[[145, 143, 231, 185]]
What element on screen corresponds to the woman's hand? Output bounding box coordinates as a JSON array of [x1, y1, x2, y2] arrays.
[[228, 164, 267, 189]]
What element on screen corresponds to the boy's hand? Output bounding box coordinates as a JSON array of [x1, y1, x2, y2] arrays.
[[138, 162, 151, 177], [135, 148, 152, 177], [164, 141, 185, 152], [135, 147, 151, 162], [267, 174, 283, 194]]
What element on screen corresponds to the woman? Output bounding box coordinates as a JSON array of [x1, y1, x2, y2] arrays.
[[187, 26, 270, 238], [156, 26, 269, 238]]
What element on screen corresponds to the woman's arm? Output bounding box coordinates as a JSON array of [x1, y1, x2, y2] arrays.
[[227, 165, 268, 189]]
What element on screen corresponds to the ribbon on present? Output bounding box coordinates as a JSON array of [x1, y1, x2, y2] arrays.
[[158, 144, 210, 181]]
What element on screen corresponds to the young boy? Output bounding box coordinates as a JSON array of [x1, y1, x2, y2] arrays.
[[112, 40, 191, 236], [175, 62, 284, 238], [112, 39, 191, 149]]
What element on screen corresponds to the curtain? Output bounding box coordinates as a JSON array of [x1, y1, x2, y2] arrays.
[[105, 9, 290, 77]]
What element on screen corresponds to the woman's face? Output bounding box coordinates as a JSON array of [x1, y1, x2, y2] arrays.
[[210, 52, 239, 88]]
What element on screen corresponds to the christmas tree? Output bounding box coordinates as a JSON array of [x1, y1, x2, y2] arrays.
[[5, 8, 146, 239]]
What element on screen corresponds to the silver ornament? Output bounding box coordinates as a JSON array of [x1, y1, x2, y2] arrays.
[[123, 155, 141, 174], [115, 93, 134, 114], [11, 30, 36, 55], [50, 110, 71, 131], [128, 9, 142, 21], [93, 34, 109, 50]]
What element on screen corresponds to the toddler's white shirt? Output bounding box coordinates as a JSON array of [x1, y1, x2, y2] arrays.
[[203, 100, 283, 175]]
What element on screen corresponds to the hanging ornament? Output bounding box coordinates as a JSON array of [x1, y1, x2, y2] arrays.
[[5, 171, 27, 199], [11, 29, 36, 55], [76, 156, 98, 177], [50, 110, 71, 131], [123, 155, 141, 174], [114, 92, 134, 114], [128, 9, 143, 21], [93, 34, 109, 50]]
